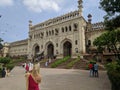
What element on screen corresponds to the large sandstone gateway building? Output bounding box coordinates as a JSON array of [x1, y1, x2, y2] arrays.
[[4, 0, 104, 60], [28, 0, 86, 59]]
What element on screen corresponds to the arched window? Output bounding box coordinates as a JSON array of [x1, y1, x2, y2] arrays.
[[74, 23, 78, 31], [69, 25, 71, 31], [62, 27, 64, 32], [88, 40, 91, 46], [65, 26, 68, 32], [55, 29, 59, 35], [52, 30, 54, 35], [46, 31, 48, 36], [56, 43, 58, 47], [75, 40, 78, 45], [49, 31, 51, 36]]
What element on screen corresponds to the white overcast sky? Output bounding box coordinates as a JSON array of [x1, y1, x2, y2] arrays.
[[0, 0, 106, 42]]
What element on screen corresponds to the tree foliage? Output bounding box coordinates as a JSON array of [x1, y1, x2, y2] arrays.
[[100, 0, 120, 16], [93, 28, 120, 60], [0, 57, 11, 65], [99, 0, 120, 30], [104, 15, 120, 30]]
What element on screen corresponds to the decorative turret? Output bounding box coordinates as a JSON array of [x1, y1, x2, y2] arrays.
[[87, 14, 92, 23], [29, 20, 32, 27], [78, 0, 83, 16], [29, 20, 32, 30], [86, 14, 92, 31]]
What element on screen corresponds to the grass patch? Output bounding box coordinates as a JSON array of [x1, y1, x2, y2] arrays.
[[51, 56, 70, 68], [66, 58, 80, 69]]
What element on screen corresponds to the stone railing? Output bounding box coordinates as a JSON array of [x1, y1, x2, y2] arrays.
[[10, 39, 28, 46], [30, 10, 81, 30], [92, 22, 105, 31]]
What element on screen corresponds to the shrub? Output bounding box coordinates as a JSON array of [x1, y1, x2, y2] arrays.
[[0, 57, 11, 65], [106, 61, 120, 90], [106, 62, 120, 71], [107, 70, 120, 90]]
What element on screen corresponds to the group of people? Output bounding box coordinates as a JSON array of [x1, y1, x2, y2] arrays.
[[24, 61, 34, 73], [89, 62, 99, 77], [24, 61, 41, 90]]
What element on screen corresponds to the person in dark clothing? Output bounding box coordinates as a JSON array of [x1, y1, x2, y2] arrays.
[[94, 62, 99, 77], [1, 68, 6, 78]]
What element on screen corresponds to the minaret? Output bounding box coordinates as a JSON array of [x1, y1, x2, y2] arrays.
[[87, 14, 92, 23], [78, 0, 83, 16], [28, 20, 32, 60], [29, 20, 32, 27], [87, 14, 92, 31], [29, 20, 33, 31]]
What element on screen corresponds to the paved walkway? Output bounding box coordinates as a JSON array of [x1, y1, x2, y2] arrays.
[[0, 66, 111, 90]]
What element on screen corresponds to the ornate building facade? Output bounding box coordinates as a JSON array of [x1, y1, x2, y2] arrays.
[[3, 0, 105, 59], [28, 0, 87, 59]]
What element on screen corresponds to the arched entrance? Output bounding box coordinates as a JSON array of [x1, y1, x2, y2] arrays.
[[47, 44, 54, 58], [63, 41, 72, 57], [34, 45, 40, 56]]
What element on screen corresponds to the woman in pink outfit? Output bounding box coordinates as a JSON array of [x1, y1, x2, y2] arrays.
[[25, 64, 41, 90]]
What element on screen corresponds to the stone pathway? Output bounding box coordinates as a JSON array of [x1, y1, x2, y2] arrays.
[[0, 66, 111, 90]]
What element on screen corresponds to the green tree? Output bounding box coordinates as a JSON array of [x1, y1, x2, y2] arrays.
[[99, 0, 120, 30], [100, 0, 120, 16], [99, 0, 120, 60], [93, 28, 120, 60], [0, 57, 11, 65]]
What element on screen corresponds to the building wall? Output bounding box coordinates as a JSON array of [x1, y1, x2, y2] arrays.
[[8, 39, 28, 57], [5, 21, 105, 60], [5, 18, 105, 59], [85, 22, 105, 50]]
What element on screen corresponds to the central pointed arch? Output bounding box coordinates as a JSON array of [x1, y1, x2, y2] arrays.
[[32, 43, 40, 57], [63, 41, 72, 57], [45, 41, 54, 58], [35, 46, 39, 54], [47, 43, 54, 58]]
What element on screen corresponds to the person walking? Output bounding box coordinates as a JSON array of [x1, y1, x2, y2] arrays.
[[94, 62, 99, 77], [88, 62, 93, 77], [25, 63, 29, 73], [25, 64, 41, 90]]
